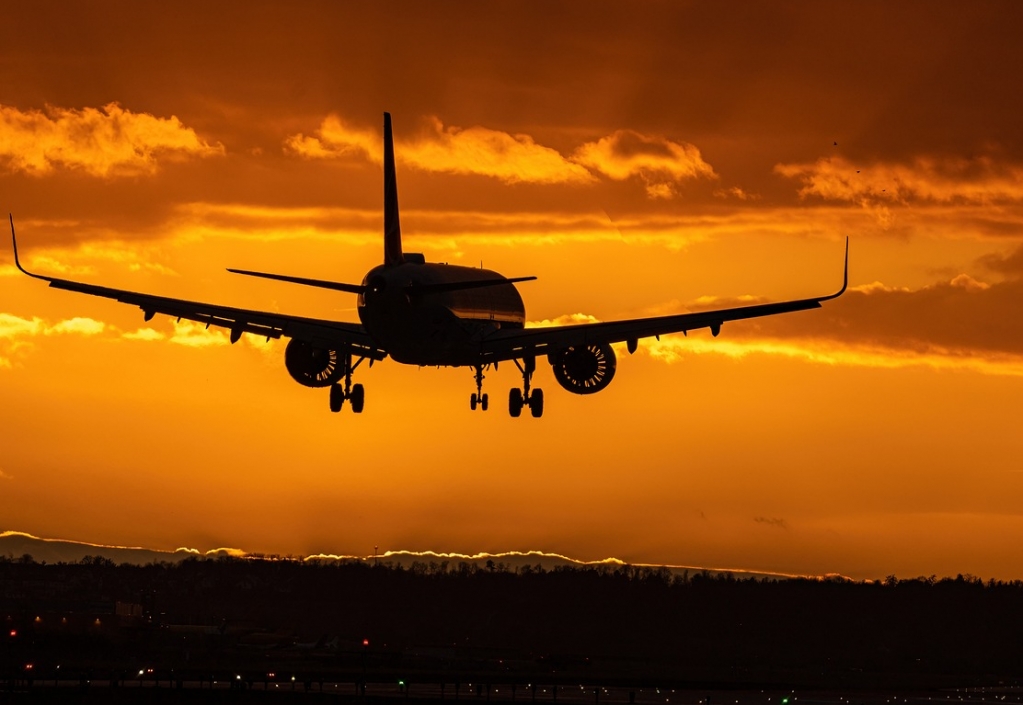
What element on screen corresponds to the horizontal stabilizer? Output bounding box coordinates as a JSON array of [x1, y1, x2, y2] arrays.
[[405, 276, 537, 297], [227, 268, 366, 295]]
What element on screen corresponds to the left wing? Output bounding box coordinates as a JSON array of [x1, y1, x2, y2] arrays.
[[10, 217, 386, 360], [479, 238, 848, 363]]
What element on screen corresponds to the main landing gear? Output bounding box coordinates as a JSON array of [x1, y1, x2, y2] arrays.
[[509, 357, 543, 418], [470, 364, 489, 411], [468, 360, 543, 417], [329, 352, 366, 414]]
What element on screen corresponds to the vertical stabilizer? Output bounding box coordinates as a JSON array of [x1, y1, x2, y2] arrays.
[[383, 112, 404, 266]]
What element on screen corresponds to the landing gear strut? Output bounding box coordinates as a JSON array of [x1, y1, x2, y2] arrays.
[[329, 352, 366, 414], [470, 364, 489, 411], [510, 356, 543, 418]]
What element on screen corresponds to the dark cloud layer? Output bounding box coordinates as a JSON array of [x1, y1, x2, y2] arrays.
[[725, 275, 1023, 358], [4, 2, 1021, 162]]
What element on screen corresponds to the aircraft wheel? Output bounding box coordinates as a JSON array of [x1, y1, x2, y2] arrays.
[[329, 383, 345, 413], [481, 393, 489, 411], [509, 388, 523, 417], [470, 393, 478, 411], [529, 388, 544, 418], [350, 384, 365, 413]]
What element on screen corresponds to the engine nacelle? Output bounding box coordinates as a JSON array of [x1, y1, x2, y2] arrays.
[[284, 339, 345, 388], [549, 342, 617, 395]]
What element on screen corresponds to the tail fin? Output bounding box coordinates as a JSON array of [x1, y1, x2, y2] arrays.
[[383, 112, 403, 266]]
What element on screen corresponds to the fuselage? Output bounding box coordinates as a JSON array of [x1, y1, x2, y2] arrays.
[[357, 257, 525, 366]]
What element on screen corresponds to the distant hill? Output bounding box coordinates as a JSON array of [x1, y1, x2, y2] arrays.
[[0, 531, 199, 565], [0, 530, 817, 580]]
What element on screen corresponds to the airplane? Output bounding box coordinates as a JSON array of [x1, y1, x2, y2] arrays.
[[9, 113, 848, 418]]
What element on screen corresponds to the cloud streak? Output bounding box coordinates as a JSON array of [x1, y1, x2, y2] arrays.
[[0, 102, 223, 177], [573, 129, 717, 198], [640, 274, 1023, 377], [0, 313, 108, 367], [286, 115, 714, 195], [776, 156, 1023, 206], [288, 115, 592, 185]]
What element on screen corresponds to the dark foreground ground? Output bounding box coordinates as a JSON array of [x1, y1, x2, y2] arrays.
[[4, 556, 1023, 699], [3, 683, 1022, 705]]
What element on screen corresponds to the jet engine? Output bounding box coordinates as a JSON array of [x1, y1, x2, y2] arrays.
[[550, 342, 617, 395], [284, 339, 345, 387]]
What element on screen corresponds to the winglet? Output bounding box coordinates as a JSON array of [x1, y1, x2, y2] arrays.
[[818, 236, 849, 302], [9, 214, 48, 281]]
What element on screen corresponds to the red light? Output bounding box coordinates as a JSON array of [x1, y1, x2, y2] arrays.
[[25, 664, 33, 670], [362, 638, 370, 647], [8, 630, 15, 637]]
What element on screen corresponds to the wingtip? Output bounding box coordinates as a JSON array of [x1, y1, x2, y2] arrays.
[[817, 237, 849, 302], [833, 237, 849, 300], [842, 236, 849, 290], [9, 215, 47, 280], [9, 213, 23, 272]]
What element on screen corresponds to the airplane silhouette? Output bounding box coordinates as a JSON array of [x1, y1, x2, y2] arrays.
[[10, 113, 848, 418]]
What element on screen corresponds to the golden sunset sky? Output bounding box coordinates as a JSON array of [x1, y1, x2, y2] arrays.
[[3, 1, 1023, 580]]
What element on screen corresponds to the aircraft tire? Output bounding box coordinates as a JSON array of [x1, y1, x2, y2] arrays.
[[481, 393, 489, 411], [529, 388, 544, 418], [329, 383, 345, 413], [350, 384, 365, 413], [509, 388, 523, 417], [470, 393, 478, 411]]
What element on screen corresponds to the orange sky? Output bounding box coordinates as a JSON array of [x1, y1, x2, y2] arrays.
[[3, 1, 1023, 580]]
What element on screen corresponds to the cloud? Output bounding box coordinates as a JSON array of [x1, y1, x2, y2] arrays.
[[287, 115, 592, 185], [979, 243, 1023, 274], [283, 114, 377, 162], [527, 313, 601, 328], [122, 328, 165, 341], [285, 115, 715, 196], [0, 313, 44, 341], [0, 469, 12, 480], [48, 317, 106, 335], [0, 313, 106, 339], [640, 273, 1023, 377], [572, 129, 717, 198], [167, 320, 229, 348], [775, 156, 1023, 206], [0, 313, 107, 367], [754, 516, 788, 529], [407, 118, 594, 185], [0, 102, 224, 177]]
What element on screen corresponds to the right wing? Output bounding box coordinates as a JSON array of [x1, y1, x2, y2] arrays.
[[479, 238, 848, 363], [11, 217, 386, 360]]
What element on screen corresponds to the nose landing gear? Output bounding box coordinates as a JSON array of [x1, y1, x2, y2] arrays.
[[470, 364, 489, 411], [329, 352, 367, 414], [509, 356, 543, 418]]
